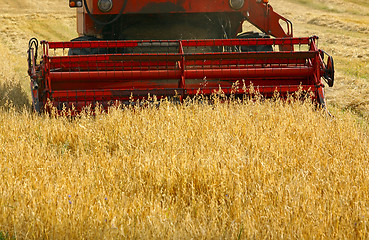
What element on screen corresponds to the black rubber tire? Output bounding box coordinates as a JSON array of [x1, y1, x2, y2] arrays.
[[68, 36, 108, 55], [237, 31, 273, 52]]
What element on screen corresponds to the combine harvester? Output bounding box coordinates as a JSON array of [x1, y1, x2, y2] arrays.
[[28, 0, 335, 113]]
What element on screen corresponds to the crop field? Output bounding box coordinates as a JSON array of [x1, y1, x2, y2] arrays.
[[0, 0, 369, 239]]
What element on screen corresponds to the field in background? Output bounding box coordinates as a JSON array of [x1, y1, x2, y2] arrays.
[[0, 0, 369, 239], [279, 0, 369, 119], [0, 0, 75, 109]]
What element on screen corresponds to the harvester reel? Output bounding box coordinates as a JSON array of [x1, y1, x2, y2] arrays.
[[27, 0, 336, 114]]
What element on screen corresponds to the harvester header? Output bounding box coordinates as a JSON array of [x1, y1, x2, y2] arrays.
[[27, 0, 334, 113]]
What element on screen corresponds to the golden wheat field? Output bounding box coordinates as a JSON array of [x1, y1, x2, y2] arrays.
[[0, 0, 369, 239]]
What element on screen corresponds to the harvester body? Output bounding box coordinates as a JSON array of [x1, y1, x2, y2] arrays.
[[28, 0, 334, 113]]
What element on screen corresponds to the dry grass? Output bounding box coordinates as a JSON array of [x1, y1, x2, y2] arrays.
[[0, 98, 368, 239], [0, 0, 369, 239], [274, 0, 369, 119], [0, 2, 75, 99], [0, 41, 29, 110]]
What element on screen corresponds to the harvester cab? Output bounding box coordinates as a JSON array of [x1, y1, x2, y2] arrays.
[[28, 0, 335, 113]]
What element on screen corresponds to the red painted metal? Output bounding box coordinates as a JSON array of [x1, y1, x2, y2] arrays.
[[27, 36, 332, 113], [47, 38, 308, 49], [49, 67, 313, 82], [26, 1, 335, 114], [80, 0, 292, 39]]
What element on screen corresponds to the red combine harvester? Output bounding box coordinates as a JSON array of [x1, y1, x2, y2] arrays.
[[28, 0, 335, 113]]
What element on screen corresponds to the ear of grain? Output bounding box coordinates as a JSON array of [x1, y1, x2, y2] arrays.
[[0, 99, 368, 239], [0, 0, 368, 238]]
